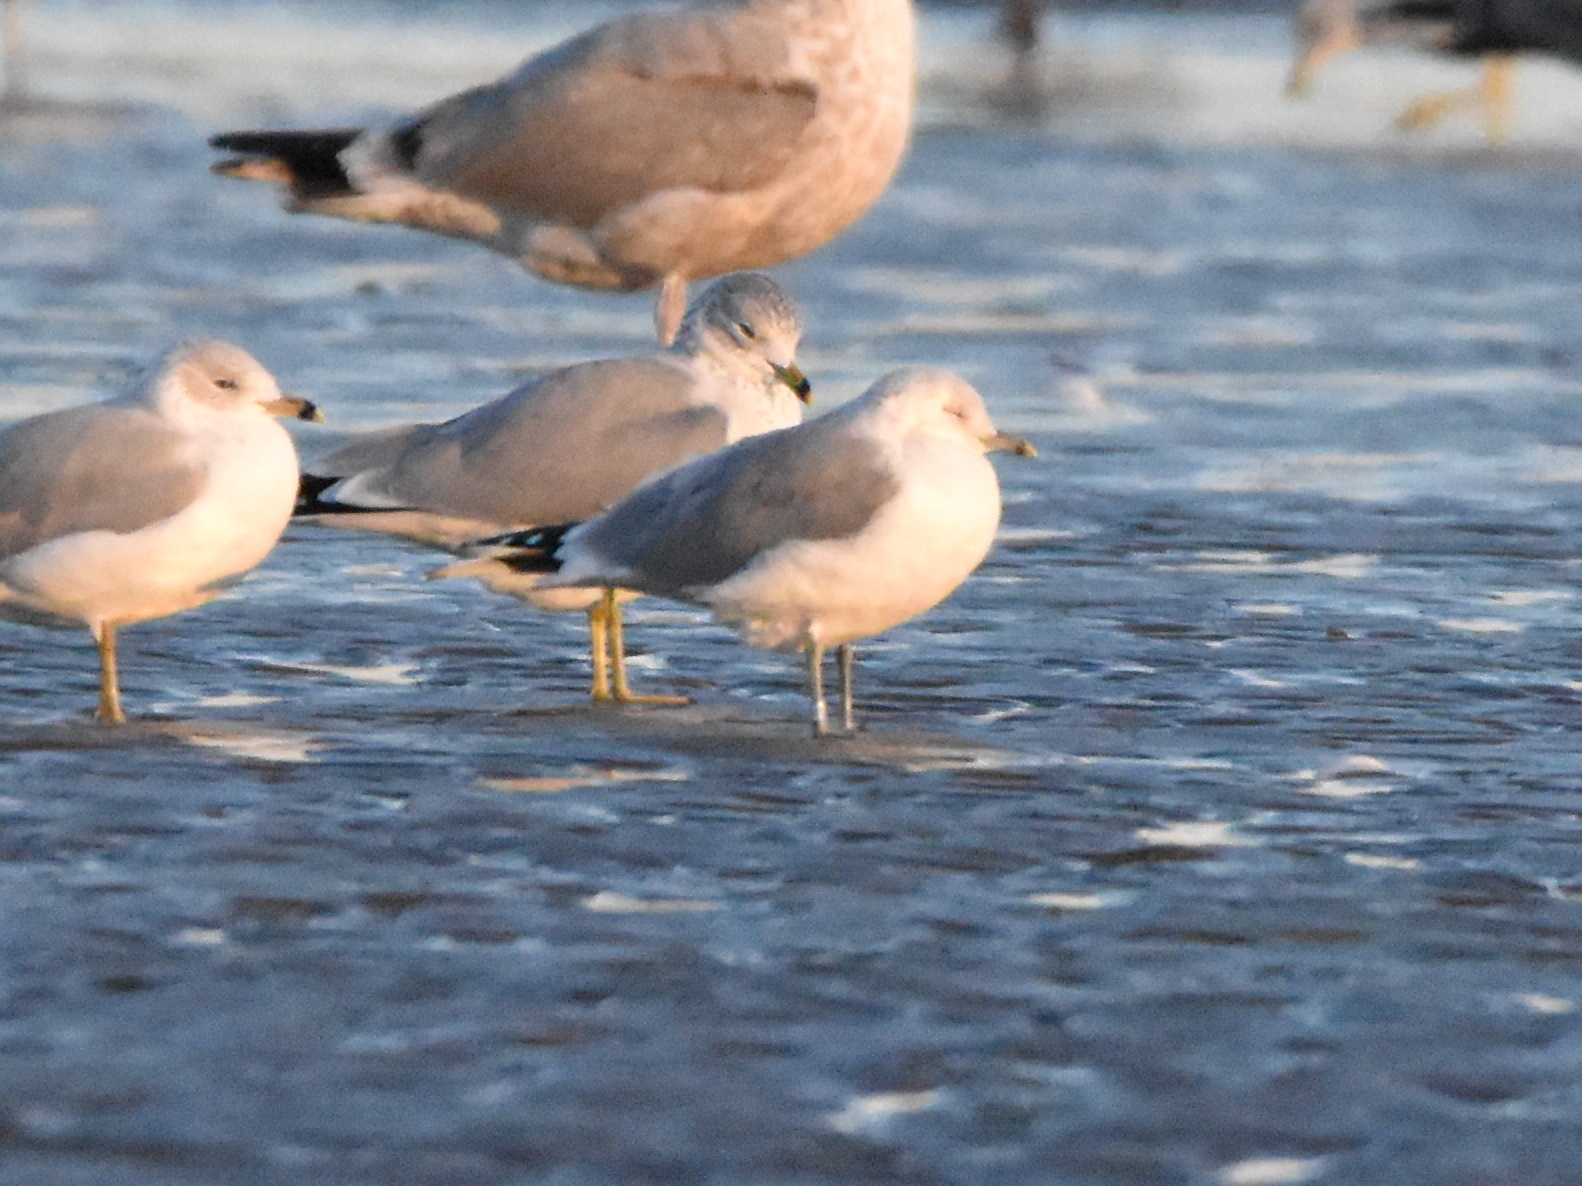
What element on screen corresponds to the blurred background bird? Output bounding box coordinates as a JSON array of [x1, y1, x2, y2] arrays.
[[1287, 0, 1582, 143]]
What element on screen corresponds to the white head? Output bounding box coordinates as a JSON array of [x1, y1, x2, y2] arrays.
[[856, 367, 1036, 456], [672, 273, 812, 407], [135, 339, 322, 424]]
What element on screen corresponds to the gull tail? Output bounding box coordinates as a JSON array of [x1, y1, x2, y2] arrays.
[[210, 128, 364, 201]]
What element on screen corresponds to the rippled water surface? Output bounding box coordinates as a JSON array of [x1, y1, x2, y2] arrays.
[[3, 4, 1582, 1183]]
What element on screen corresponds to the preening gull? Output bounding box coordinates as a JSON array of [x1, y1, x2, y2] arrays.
[[1287, 0, 1582, 141], [300, 273, 811, 704], [210, 0, 915, 344], [467, 368, 1035, 736], [0, 340, 322, 724]]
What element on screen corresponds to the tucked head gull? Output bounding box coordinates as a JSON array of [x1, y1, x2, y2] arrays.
[[299, 273, 810, 704], [0, 340, 322, 724], [210, 0, 915, 344], [471, 367, 1035, 736]]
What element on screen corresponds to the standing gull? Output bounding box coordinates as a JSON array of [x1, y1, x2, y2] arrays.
[[302, 273, 811, 704], [467, 368, 1034, 736], [1288, 0, 1582, 142], [210, 0, 915, 344], [0, 340, 322, 724]]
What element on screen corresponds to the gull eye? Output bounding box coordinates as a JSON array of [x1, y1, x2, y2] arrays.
[[214, 377, 239, 391], [735, 321, 757, 340]]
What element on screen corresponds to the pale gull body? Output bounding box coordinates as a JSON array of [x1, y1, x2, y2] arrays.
[[0, 340, 322, 724], [476, 368, 1034, 735], [301, 273, 810, 703], [210, 0, 916, 343]]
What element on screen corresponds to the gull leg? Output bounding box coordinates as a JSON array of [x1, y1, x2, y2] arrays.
[[1481, 53, 1516, 145], [587, 596, 613, 702], [807, 643, 829, 737], [1396, 87, 1464, 133], [654, 272, 688, 347], [838, 643, 856, 734], [3, 0, 27, 105], [608, 589, 689, 706], [94, 622, 124, 726], [1397, 54, 1517, 141]]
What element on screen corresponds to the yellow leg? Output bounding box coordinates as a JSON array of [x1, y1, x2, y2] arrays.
[[94, 622, 124, 725], [1482, 54, 1516, 145], [806, 644, 829, 737], [607, 589, 689, 706], [587, 597, 613, 702], [1397, 53, 1518, 144], [838, 643, 856, 734], [3, 0, 27, 105], [1397, 88, 1466, 133]]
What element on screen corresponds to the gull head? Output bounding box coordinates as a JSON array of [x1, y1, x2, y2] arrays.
[[146, 339, 323, 423], [675, 272, 811, 404], [864, 367, 1036, 457]]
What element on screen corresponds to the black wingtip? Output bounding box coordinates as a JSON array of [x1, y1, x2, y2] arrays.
[[467, 522, 579, 574], [294, 473, 341, 516], [477, 522, 578, 552], [293, 474, 426, 519], [208, 128, 365, 199], [209, 127, 364, 154]]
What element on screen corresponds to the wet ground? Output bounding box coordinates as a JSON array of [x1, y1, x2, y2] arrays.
[[3, 3, 1582, 1183]]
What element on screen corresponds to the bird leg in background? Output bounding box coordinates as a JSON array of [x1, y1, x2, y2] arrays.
[[587, 595, 614, 701], [94, 623, 124, 726], [838, 643, 856, 734], [655, 273, 688, 346], [806, 642, 829, 737], [1397, 53, 1517, 144], [606, 588, 689, 705], [3, 0, 27, 105]]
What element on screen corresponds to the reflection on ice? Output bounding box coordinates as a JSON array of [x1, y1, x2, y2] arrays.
[[1486, 590, 1573, 607], [266, 660, 421, 685], [1177, 551, 1378, 579], [171, 927, 228, 947], [582, 891, 719, 915], [1025, 891, 1131, 912], [1291, 754, 1396, 798], [175, 724, 319, 764], [1216, 1157, 1328, 1186], [150, 691, 281, 712], [480, 765, 691, 793], [1511, 993, 1576, 1016], [1345, 852, 1421, 870], [1134, 821, 1261, 848], [1436, 617, 1525, 634], [827, 1089, 945, 1136]]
